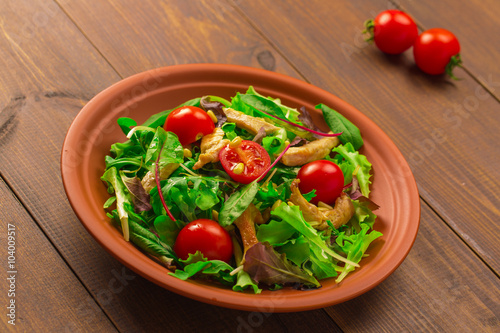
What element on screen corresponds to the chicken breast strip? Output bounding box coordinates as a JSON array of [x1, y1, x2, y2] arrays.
[[222, 108, 279, 135], [281, 136, 340, 166], [193, 127, 229, 170], [289, 179, 354, 230]]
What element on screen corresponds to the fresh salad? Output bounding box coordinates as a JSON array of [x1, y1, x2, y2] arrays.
[[101, 86, 381, 293]]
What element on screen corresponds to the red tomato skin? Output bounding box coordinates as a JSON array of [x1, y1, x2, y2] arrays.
[[164, 106, 215, 145], [297, 160, 344, 206], [373, 10, 418, 54], [173, 219, 233, 263], [413, 28, 460, 75], [219, 140, 271, 184]]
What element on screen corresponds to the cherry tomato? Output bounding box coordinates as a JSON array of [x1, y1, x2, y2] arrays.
[[297, 160, 344, 205], [219, 140, 271, 184], [365, 10, 418, 54], [173, 219, 233, 263], [413, 28, 461, 77], [164, 106, 215, 145]]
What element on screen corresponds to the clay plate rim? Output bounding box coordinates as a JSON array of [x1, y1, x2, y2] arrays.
[[61, 63, 420, 312]]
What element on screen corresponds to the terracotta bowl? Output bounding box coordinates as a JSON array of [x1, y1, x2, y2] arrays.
[[61, 64, 420, 312]]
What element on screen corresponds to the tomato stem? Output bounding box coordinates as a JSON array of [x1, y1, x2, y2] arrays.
[[445, 54, 463, 81], [362, 19, 375, 42]]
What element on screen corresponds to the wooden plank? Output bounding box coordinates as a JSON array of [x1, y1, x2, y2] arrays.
[[58, 0, 302, 78], [232, 0, 500, 273], [0, 178, 117, 332], [398, 0, 500, 99], [326, 202, 500, 332], [0, 0, 339, 331]]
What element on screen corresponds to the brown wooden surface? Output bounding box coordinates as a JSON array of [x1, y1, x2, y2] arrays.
[[0, 0, 498, 332]]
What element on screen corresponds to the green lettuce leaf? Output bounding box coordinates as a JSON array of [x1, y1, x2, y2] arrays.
[[317, 103, 363, 150], [219, 182, 259, 227], [145, 127, 184, 172], [243, 242, 320, 288], [101, 167, 131, 241], [332, 143, 372, 197], [168, 252, 236, 285], [271, 203, 358, 268]]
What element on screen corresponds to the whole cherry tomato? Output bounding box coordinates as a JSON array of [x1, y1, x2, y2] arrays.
[[219, 140, 271, 184], [164, 106, 215, 145], [173, 219, 233, 263], [364, 10, 418, 54], [413, 28, 461, 78], [297, 160, 344, 205]]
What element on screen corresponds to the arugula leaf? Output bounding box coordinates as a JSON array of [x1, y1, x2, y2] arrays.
[[254, 179, 292, 210], [117, 117, 137, 135], [245, 86, 302, 123], [317, 103, 363, 150], [219, 182, 259, 226], [333, 143, 372, 197], [154, 215, 183, 247]]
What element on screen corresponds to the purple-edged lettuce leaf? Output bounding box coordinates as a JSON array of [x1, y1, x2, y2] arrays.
[[120, 173, 152, 212], [243, 242, 320, 288]]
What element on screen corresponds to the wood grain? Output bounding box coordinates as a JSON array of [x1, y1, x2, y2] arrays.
[[58, 0, 301, 79], [327, 202, 500, 332], [0, 0, 338, 331], [0, 0, 499, 331], [0, 178, 117, 332], [232, 0, 500, 274]]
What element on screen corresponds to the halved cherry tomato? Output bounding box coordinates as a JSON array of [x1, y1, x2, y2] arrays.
[[173, 219, 233, 263], [297, 160, 344, 205], [365, 10, 418, 54], [219, 140, 271, 184], [413, 28, 461, 77], [164, 106, 215, 145]]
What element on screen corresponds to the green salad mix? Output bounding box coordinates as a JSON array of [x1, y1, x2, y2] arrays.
[[101, 86, 381, 293]]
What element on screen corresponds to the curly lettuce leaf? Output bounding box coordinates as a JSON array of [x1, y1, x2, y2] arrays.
[[233, 270, 262, 294], [333, 143, 372, 197], [271, 203, 358, 267], [168, 252, 235, 285], [256, 219, 297, 245]]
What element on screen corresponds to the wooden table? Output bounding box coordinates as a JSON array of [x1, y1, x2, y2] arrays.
[[1, 0, 499, 332]]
